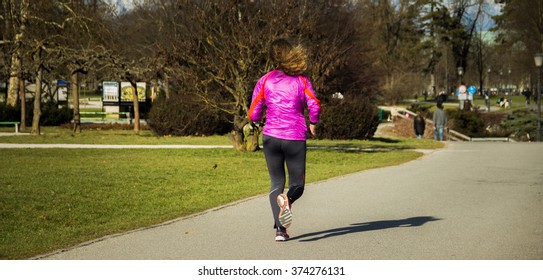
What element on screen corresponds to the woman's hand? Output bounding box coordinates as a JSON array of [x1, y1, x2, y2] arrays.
[[309, 124, 316, 136]]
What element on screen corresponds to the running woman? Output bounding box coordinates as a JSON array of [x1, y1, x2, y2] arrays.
[[248, 38, 321, 242]]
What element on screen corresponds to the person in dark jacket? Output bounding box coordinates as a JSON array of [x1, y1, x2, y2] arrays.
[[433, 103, 448, 141], [413, 111, 425, 139]]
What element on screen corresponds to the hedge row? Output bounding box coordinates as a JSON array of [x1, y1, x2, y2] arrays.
[[148, 94, 380, 140], [147, 94, 231, 136], [0, 101, 72, 126]]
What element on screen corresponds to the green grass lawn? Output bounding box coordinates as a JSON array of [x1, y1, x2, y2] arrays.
[[468, 94, 527, 110], [0, 127, 443, 259], [409, 94, 527, 112], [0, 126, 231, 145]]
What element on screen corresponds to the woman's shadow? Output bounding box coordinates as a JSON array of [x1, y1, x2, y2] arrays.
[[289, 216, 441, 242]]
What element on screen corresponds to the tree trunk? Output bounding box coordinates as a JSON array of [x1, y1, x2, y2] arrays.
[[163, 73, 170, 99], [19, 78, 26, 132], [229, 107, 259, 152], [130, 81, 140, 133], [6, 55, 20, 106], [71, 71, 81, 134], [31, 67, 42, 135], [6, 0, 29, 106], [151, 79, 158, 101]]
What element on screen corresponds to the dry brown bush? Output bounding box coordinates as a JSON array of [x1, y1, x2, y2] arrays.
[[387, 117, 435, 139]]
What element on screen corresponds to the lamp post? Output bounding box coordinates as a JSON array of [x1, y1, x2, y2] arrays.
[[499, 70, 503, 97], [457, 66, 465, 110], [508, 68, 512, 104], [535, 53, 543, 142], [486, 68, 491, 111]]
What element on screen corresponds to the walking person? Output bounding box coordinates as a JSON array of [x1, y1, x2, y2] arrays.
[[248, 39, 321, 242], [413, 111, 425, 139], [433, 103, 447, 141]]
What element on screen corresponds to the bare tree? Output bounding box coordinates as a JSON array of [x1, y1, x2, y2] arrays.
[[30, 45, 45, 135], [49, 1, 115, 133], [448, 0, 485, 78], [364, 0, 428, 104], [1, 0, 116, 134], [138, 0, 366, 150], [2, 0, 383, 142], [4, 0, 28, 107], [494, 0, 543, 56], [470, 9, 497, 102], [414, 0, 488, 95], [106, 2, 173, 133]]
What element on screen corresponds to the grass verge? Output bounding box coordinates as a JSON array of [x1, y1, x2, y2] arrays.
[[0, 126, 231, 145]]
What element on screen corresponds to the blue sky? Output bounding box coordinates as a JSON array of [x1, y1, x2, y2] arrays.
[[106, 0, 135, 13], [107, 0, 503, 28]]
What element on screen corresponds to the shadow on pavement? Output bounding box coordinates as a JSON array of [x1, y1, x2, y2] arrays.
[[290, 216, 441, 242]]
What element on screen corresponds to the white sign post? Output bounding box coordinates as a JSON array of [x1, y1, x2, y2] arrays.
[[458, 85, 467, 110], [102, 81, 119, 102]]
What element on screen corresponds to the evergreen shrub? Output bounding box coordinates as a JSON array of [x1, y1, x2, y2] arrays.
[[148, 93, 231, 136], [41, 101, 73, 126], [500, 109, 538, 141], [315, 96, 379, 140], [447, 110, 485, 136], [408, 103, 433, 118], [0, 104, 20, 122], [0, 101, 72, 126]]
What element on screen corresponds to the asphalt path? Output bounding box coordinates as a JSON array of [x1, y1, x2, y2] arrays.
[[32, 142, 543, 260]]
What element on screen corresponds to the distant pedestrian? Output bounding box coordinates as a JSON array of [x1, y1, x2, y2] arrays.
[[413, 111, 425, 139], [523, 89, 531, 105], [484, 90, 490, 110], [433, 103, 447, 141], [248, 38, 321, 242], [436, 91, 446, 104]]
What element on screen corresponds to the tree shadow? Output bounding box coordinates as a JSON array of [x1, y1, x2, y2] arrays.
[[307, 137, 419, 153], [289, 216, 441, 242], [369, 137, 401, 143]]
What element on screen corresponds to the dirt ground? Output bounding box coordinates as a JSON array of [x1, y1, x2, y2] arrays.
[[375, 118, 434, 139]]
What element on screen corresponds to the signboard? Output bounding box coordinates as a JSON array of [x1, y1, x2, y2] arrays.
[[103, 81, 119, 102], [57, 80, 68, 101], [120, 82, 146, 102], [467, 85, 476, 101], [458, 84, 467, 100], [58, 87, 68, 101]]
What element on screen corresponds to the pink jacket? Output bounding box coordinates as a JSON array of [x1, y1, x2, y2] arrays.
[[248, 70, 321, 141]]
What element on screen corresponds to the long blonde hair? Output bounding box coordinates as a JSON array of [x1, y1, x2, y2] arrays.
[[268, 38, 308, 76]]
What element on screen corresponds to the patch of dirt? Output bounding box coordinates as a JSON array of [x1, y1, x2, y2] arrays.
[[375, 118, 434, 139]]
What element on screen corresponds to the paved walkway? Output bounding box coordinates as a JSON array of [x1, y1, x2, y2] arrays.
[[27, 142, 542, 260]]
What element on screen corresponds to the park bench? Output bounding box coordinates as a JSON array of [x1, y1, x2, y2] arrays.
[[0, 121, 20, 133], [78, 112, 133, 124], [80, 112, 131, 119], [80, 111, 131, 117]]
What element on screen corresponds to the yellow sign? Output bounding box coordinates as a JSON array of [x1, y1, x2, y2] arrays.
[[120, 82, 146, 102]]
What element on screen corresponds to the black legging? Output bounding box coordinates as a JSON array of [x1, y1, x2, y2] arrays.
[[262, 135, 306, 230]]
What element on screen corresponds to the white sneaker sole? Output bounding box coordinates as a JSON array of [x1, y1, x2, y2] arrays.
[[275, 235, 288, 242], [277, 194, 292, 228]]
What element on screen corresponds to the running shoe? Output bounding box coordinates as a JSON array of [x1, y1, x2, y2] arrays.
[[275, 231, 290, 242], [277, 193, 292, 228]]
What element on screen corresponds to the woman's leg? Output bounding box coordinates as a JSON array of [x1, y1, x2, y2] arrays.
[[263, 135, 286, 230], [284, 140, 307, 204]]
